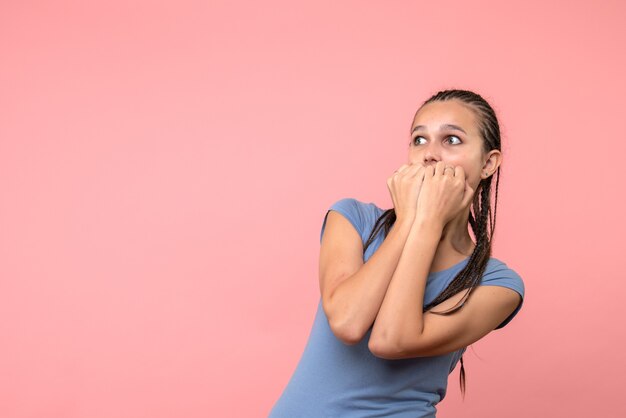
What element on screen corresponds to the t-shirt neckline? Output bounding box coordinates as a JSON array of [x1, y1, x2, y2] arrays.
[[428, 256, 471, 278]]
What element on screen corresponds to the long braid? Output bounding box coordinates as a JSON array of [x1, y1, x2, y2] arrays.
[[363, 89, 502, 398]]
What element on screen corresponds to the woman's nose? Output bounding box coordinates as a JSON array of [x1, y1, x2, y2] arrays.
[[423, 143, 441, 164]]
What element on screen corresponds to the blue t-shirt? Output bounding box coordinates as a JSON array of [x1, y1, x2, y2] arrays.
[[269, 198, 525, 418]]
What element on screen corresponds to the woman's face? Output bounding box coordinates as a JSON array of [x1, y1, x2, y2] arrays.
[[408, 99, 500, 190]]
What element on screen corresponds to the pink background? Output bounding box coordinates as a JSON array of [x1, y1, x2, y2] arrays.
[[1, 1, 625, 417]]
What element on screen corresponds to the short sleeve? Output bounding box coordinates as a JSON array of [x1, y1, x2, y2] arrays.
[[320, 198, 365, 244], [480, 259, 525, 330]]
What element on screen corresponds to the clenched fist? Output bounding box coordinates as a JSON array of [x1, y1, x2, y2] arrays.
[[415, 161, 475, 228], [387, 163, 427, 225]]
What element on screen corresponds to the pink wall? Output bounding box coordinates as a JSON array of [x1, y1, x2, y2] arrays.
[[1, 1, 624, 417]]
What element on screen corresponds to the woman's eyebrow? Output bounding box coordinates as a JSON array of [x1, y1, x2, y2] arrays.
[[411, 124, 467, 134]]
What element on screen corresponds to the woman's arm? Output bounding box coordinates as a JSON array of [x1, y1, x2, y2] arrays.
[[319, 210, 413, 345], [367, 218, 440, 354], [369, 222, 520, 358], [320, 163, 425, 345], [368, 163, 521, 358]]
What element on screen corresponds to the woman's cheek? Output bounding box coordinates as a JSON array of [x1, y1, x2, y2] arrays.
[[460, 166, 480, 189]]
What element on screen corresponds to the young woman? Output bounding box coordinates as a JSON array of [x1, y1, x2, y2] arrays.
[[269, 89, 525, 418]]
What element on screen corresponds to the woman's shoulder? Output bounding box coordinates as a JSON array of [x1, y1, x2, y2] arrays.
[[481, 257, 526, 329], [327, 197, 385, 221], [481, 257, 525, 301], [320, 197, 386, 243], [484, 257, 523, 277]]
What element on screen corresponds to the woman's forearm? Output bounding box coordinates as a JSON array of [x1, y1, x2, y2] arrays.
[[324, 217, 414, 344], [369, 219, 443, 349]]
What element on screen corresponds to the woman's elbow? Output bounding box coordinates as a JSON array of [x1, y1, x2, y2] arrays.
[[328, 318, 366, 345], [368, 332, 408, 359], [368, 337, 398, 359]]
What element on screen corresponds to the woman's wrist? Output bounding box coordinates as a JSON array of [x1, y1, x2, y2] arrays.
[[411, 215, 444, 237], [395, 214, 416, 228]]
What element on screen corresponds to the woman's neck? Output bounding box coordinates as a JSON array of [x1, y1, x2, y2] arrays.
[[429, 206, 475, 272]]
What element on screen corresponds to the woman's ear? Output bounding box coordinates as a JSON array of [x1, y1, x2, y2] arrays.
[[481, 150, 502, 179]]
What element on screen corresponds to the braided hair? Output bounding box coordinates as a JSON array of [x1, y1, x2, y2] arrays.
[[363, 89, 502, 398]]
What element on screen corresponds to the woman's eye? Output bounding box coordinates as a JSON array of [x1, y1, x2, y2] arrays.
[[446, 135, 462, 145], [412, 136, 426, 145]]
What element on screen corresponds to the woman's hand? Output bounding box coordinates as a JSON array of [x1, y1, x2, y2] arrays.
[[415, 161, 475, 228], [387, 163, 426, 225]]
